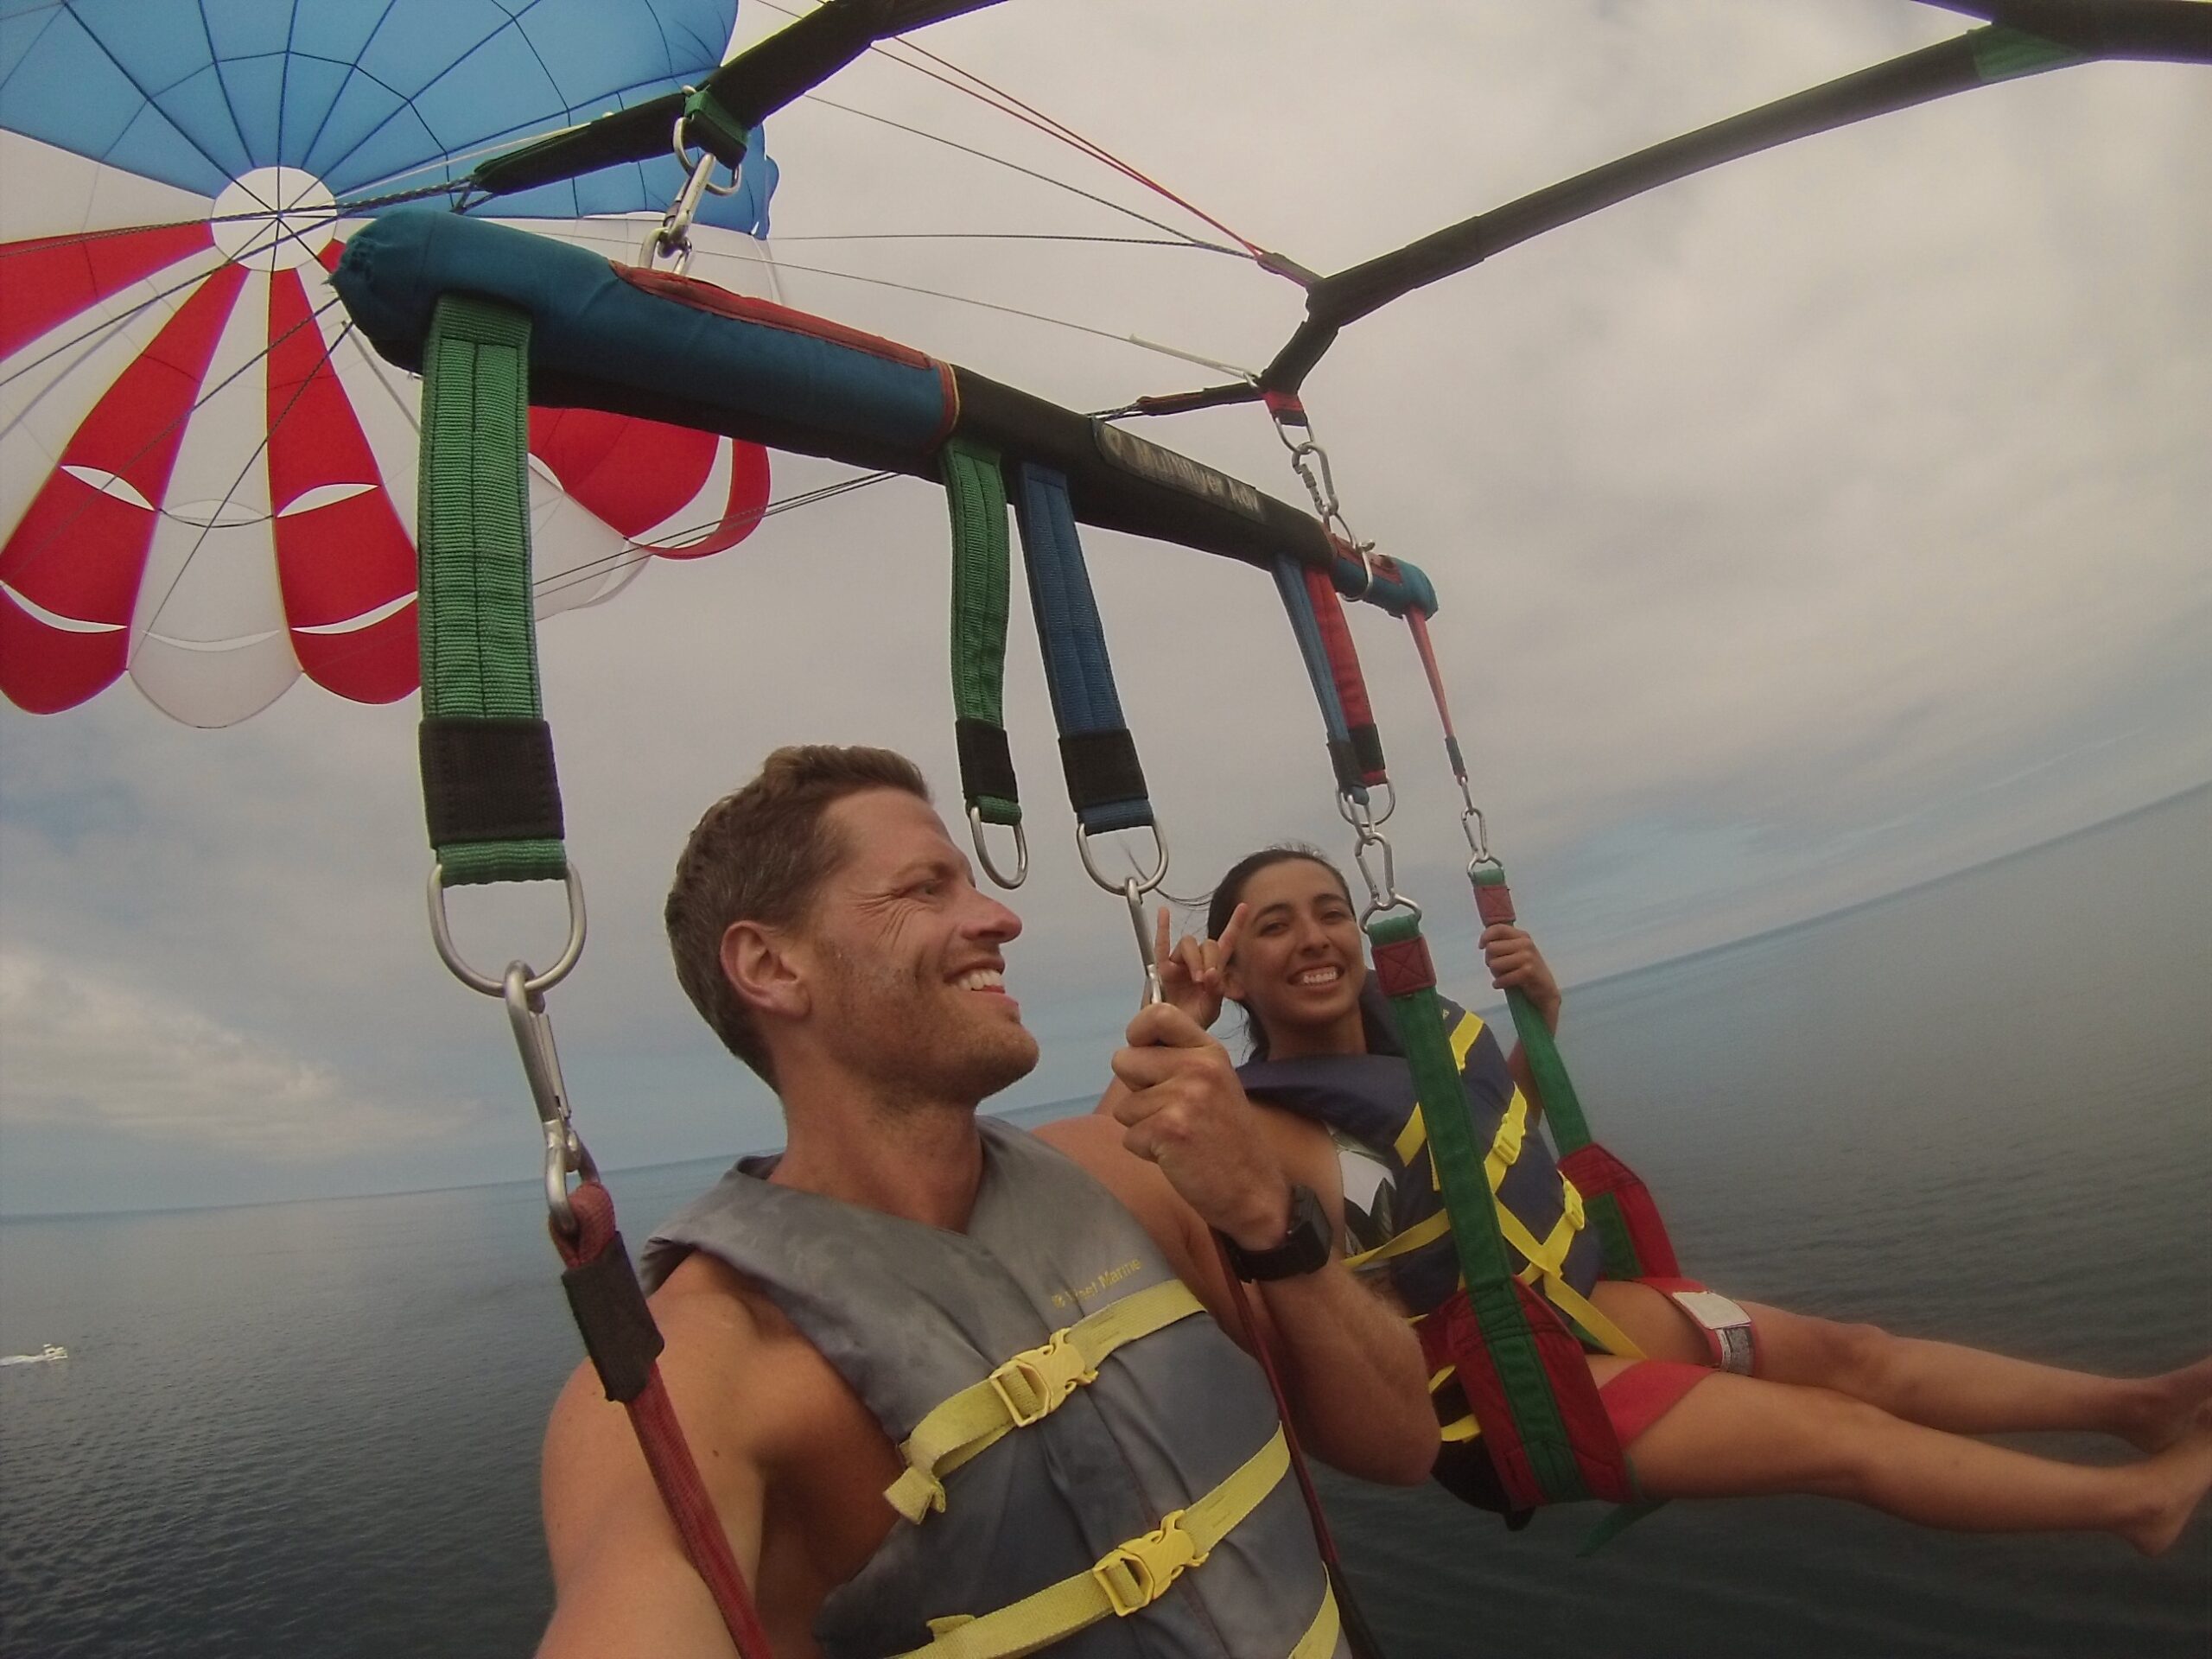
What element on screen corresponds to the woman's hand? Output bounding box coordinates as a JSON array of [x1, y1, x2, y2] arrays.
[[1480, 923, 1561, 1033], [1153, 902, 1247, 1028]]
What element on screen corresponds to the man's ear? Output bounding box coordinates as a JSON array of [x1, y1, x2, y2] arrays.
[[721, 919, 810, 1023]]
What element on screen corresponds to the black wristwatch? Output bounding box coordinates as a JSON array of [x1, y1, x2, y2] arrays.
[[1221, 1185, 1332, 1281]]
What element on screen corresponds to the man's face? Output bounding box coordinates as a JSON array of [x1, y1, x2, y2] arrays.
[[796, 788, 1039, 1109]]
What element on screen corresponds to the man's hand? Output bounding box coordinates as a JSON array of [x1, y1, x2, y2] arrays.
[[1108, 999, 1290, 1251], [1153, 903, 1246, 1029], [1481, 923, 1561, 1033]]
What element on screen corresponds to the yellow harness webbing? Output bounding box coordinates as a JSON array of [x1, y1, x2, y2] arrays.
[[896, 1427, 1327, 1659], [1354, 1012, 1644, 1441], [885, 1278, 1205, 1523]]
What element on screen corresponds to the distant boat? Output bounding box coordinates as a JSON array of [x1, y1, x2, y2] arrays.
[[0, 1344, 67, 1367]]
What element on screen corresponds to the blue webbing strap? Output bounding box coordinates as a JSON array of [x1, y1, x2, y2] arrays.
[[1273, 554, 1368, 803], [1013, 463, 1154, 835]]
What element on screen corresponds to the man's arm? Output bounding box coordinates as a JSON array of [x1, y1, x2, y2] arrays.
[[537, 1262, 769, 1659], [1045, 1005, 1436, 1485]]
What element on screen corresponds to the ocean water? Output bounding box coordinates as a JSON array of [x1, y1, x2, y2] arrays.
[[3, 789, 2207, 1656]]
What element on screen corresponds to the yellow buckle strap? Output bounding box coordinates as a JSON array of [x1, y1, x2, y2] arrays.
[[988, 1329, 1096, 1428], [885, 1279, 1203, 1523], [896, 1427, 1292, 1659], [1092, 1509, 1209, 1618]]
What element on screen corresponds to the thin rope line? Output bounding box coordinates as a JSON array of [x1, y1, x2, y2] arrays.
[[798, 93, 1242, 256]]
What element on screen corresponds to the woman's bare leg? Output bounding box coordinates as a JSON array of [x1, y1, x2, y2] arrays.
[[1585, 1355, 2212, 1555], [1588, 1280, 2212, 1449]]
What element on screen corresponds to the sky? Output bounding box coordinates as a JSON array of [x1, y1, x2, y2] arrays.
[[2, 1, 2207, 1217]]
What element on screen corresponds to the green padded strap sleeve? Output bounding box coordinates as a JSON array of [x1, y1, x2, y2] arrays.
[[1367, 910, 1586, 1501], [416, 294, 566, 887], [1471, 863, 1641, 1279], [942, 436, 1020, 825]]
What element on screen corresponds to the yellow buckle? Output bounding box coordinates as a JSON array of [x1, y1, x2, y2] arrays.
[[987, 1330, 1096, 1428], [1559, 1178, 1585, 1230], [1092, 1510, 1207, 1618], [1490, 1116, 1524, 1172]]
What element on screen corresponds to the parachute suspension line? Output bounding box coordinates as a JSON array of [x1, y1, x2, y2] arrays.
[[942, 437, 1027, 887], [411, 294, 773, 1659], [751, 0, 1287, 273], [525, 470, 899, 611], [799, 93, 1249, 256], [863, 28, 1275, 265], [1399, 613, 1677, 1282]]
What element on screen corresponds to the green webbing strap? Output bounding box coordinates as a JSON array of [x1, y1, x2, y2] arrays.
[[1367, 910, 1587, 1503], [943, 437, 1021, 828], [1470, 865, 1639, 1279], [417, 294, 566, 887]]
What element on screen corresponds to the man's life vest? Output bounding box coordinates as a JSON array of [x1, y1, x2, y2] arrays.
[[640, 1117, 1349, 1659]]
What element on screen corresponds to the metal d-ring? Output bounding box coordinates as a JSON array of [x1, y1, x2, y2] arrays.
[[1335, 781, 1395, 830], [1076, 820, 1170, 898], [670, 99, 744, 196], [969, 806, 1029, 890], [428, 863, 588, 998], [504, 963, 598, 1234]]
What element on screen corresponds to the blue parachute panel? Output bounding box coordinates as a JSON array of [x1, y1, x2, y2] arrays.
[[0, 0, 759, 226]]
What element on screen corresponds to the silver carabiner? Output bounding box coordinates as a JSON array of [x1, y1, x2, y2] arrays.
[[428, 864, 587, 999], [1122, 877, 1165, 1008], [969, 805, 1029, 890], [504, 963, 598, 1234], [1076, 820, 1170, 899], [1348, 821, 1421, 926]]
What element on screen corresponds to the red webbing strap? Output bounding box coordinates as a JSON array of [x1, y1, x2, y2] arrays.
[[1209, 1240, 1388, 1659], [1404, 609, 1459, 747], [1403, 607, 1471, 784], [1556, 1144, 1683, 1280], [1419, 1283, 1637, 1509], [555, 1181, 775, 1658], [1301, 561, 1388, 788]]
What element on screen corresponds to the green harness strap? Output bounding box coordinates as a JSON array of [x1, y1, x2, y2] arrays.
[[416, 294, 566, 887], [1469, 864, 1644, 1280], [1367, 909, 1591, 1503], [942, 436, 1022, 833]]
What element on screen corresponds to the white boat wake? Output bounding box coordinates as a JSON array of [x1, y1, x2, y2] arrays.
[[1, 1344, 68, 1366]]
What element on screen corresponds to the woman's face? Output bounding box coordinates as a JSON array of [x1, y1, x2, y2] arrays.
[[1222, 857, 1367, 1045]]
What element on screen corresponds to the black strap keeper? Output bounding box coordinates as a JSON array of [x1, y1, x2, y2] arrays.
[[1058, 728, 1148, 813], [955, 716, 1020, 805], [1446, 735, 1466, 779], [561, 1230, 665, 1403], [1350, 722, 1388, 779], [420, 716, 565, 846], [1325, 737, 1364, 796]]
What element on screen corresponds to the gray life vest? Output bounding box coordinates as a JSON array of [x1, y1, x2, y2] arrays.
[[640, 1116, 1348, 1659]]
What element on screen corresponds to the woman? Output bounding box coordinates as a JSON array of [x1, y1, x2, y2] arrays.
[[1144, 843, 2212, 1552]]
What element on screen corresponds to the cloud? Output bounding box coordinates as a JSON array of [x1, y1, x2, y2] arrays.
[[0, 946, 468, 1161]]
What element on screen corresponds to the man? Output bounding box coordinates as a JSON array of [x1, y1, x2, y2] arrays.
[[537, 746, 1435, 1658]]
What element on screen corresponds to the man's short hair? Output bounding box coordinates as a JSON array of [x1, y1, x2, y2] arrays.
[[666, 745, 931, 1083]]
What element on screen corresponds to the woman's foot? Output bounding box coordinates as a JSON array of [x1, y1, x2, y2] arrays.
[[2121, 1357, 2212, 1452], [2119, 1414, 2212, 1558]]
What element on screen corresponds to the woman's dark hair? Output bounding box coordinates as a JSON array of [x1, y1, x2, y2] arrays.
[[1208, 845, 1396, 1061]]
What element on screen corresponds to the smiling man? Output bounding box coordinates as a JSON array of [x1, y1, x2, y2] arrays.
[[536, 746, 1434, 1659]]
